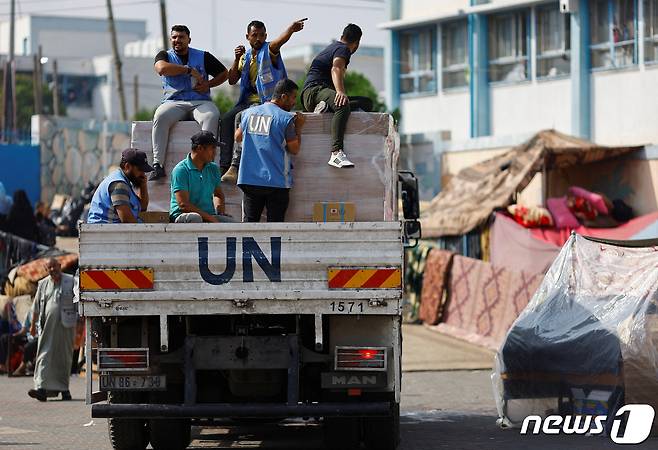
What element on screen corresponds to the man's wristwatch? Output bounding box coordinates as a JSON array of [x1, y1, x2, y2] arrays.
[[185, 65, 192, 74]]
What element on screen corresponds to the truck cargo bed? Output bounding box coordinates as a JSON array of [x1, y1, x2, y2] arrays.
[[79, 222, 403, 317]]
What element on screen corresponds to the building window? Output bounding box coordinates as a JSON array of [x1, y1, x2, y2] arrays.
[[488, 11, 529, 82], [399, 28, 437, 95], [442, 20, 468, 89], [536, 4, 571, 77], [590, 0, 636, 69], [645, 0, 658, 62]]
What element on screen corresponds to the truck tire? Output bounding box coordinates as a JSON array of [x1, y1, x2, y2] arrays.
[[148, 419, 191, 450], [363, 403, 400, 450], [107, 392, 149, 450], [323, 417, 361, 450]]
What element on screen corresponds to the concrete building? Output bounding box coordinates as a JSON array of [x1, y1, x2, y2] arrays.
[[0, 15, 158, 121], [380, 0, 658, 200]]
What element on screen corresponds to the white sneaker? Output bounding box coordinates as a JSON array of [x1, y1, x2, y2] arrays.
[[314, 100, 328, 114], [328, 150, 355, 168]]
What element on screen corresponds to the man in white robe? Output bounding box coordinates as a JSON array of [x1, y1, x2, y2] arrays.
[[28, 258, 77, 401]]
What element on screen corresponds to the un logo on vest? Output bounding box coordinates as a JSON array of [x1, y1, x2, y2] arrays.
[[248, 114, 272, 136]]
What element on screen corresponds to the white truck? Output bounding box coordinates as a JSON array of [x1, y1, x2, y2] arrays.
[[79, 113, 421, 450]]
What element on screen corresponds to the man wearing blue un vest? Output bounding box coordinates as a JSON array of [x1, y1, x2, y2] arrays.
[[150, 25, 229, 181], [235, 79, 305, 222], [220, 19, 306, 184]]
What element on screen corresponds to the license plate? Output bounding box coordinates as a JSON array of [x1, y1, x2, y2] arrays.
[[99, 374, 166, 391], [321, 372, 387, 389]]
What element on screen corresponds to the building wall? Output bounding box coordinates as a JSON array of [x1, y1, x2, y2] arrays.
[[33, 115, 130, 203], [400, 92, 469, 140], [490, 78, 572, 137], [592, 68, 658, 146], [0, 144, 40, 206], [0, 15, 146, 59], [400, 0, 468, 19]]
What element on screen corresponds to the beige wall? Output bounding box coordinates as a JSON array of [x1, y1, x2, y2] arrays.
[[400, 0, 468, 20], [548, 157, 658, 217]]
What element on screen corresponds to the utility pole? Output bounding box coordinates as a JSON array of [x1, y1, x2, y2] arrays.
[[159, 0, 168, 51], [33, 54, 40, 113], [133, 74, 139, 118], [36, 46, 43, 114], [3, 0, 16, 142], [106, 0, 128, 121], [52, 59, 60, 116]]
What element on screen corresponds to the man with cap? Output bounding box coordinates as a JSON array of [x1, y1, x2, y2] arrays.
[[87, 149, 152, 224], [170, 130, 232, 223]]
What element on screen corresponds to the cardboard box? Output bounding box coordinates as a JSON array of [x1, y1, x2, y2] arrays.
[[139, 211, 170, 223], [132, 113, 398, 222], [312, 202, 356, 222]]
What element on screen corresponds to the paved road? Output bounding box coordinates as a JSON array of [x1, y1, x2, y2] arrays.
[[2, 371, 657, 450]]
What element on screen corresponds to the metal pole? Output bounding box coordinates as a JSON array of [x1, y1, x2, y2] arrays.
[[159, 0, 168, 51], [33, 54, 39, 113], [37, 45, 43, 114], [133, 74, 139, 118], [52, 59, 60, 116], [8, 0, 15, 62], [106, 0, 128, 121]]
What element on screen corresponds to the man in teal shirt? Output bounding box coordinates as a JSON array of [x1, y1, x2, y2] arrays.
[[170, 131, 232, 223]]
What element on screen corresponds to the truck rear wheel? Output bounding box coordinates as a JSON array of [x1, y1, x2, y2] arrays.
[[363, 403, 400, 450], [107, 392, 149, 450], [148, 419, 192, 450], [323, 417, 361, 450]]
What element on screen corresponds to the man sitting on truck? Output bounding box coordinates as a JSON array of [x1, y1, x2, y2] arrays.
[[170, 130, 233, 223], [87, 149, 152, 224], [149, 24, 229, 181], [300, 23, 373, 169], [220, 18, 306, 184], [235, 78, 305, 222]]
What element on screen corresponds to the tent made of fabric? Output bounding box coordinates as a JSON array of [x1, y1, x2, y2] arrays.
[[421, 130, 642, 238]]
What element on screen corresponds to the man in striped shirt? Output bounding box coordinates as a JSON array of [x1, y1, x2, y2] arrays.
[[87, 149, 152, 224]]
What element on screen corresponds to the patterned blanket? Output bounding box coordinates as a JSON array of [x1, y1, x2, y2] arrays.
[[419, 249, 455, 325], [435, 255, 543, 350]]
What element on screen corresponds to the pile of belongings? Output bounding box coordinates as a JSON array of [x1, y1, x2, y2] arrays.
[[50, 182, 97, 237], [493, 234, 658, 436], [507, 186, 634, 230]]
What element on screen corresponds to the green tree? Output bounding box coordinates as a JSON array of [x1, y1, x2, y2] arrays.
[[133, 107, 156, 121], [213, 90, 235, 114], [1, 72, 61, 131], [293, 70, 399, 124]]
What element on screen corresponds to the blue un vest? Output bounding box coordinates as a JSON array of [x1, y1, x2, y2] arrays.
[[237, 42, 287, 106], [238, 103, 295, 189], [161, 47, 211, 102], [87, 169, 142, 224]]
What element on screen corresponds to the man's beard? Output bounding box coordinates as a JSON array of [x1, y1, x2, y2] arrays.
[[126, 172, 141, 185]]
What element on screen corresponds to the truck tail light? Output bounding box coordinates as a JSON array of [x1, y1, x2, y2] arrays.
[[334, 346, 387, 371], [98, 348, 149, 371]]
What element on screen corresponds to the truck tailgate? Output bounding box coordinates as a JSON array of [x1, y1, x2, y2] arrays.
[[79, 222, 403, 313]]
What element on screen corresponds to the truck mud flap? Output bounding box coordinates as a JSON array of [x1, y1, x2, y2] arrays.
[[92, 402, 391, 419]]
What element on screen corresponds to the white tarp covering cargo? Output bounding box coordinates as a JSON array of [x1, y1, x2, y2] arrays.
[[493, 234, 658, 435]]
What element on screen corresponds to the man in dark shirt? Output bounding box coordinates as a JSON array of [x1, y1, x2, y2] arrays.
[[150, 24, 229, 181], [301, 24, 373, 169]]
